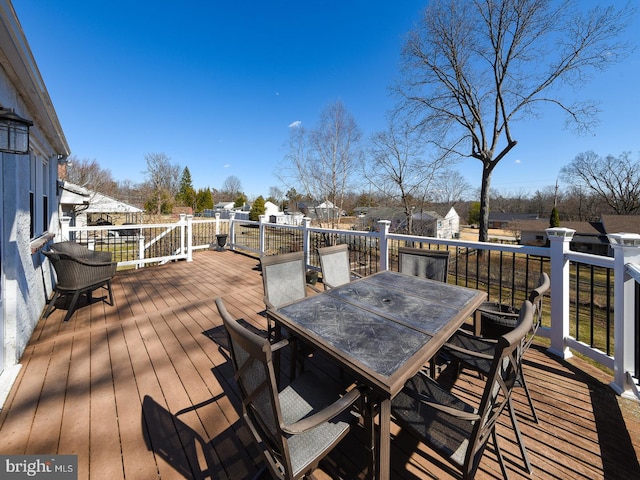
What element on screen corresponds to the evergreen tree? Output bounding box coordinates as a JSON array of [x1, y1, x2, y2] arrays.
[[195, 187, 213, 212], [176, 167, 196, 208], [549, 207, 560, 228], [234, 193, 247, 208], [468, 202, 481, 225], [249, 196, 266, 221]]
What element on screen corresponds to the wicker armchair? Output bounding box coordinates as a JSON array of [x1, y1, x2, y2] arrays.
[[42, 241, 117, 322]]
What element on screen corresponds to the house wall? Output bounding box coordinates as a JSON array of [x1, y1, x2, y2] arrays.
[[1, 1, 69, 395], [440, 209, 460, 239], [1, 120, 60, 371]]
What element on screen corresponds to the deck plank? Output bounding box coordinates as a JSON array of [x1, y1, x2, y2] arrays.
[[0, 249, 639, 479]]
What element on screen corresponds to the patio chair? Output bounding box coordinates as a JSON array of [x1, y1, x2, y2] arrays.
[[260, 252, 321, 378], [215, 297, 363, 480], [317, 244, 360, 289], [398, 246, 451, 283], [42, 241, 117, 322], [445, 272, 550, 423], [391, 300, 534, 480], [260, 251, 319, 336]]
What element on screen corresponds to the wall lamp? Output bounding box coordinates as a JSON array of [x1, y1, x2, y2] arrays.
[[0, 107, 33, 154]]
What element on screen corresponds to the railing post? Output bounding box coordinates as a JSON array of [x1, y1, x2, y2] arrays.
[[546, 228, 575, 360], [59, 216, 71, 242], [378, 220, 391, 271], [607, 233, 640, 399], [186, 214, 193, 262], [215, 212, 221, 235], [229, 212, 236, 250], [302, 217, 312, 269], [178, 214, 186, 258], [138, 235, 145, 269], [259, 215, 267, 256]]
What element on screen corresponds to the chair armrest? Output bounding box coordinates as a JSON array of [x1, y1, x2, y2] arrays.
[[281, 387, 362, 435], [443, 341, 495, 361], [416, 393, 481, 422], [65, 256, 116, 269], [270, 338, 290, 351], [263, 296, 277, 311]]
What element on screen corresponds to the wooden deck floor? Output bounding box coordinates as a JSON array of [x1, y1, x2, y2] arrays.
[[1, 249, 639, 479]]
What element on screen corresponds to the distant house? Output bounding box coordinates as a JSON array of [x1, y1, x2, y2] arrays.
[[518, 215, 640, 255], [488, 212, 539, 229], [214, 201, 235, 211], [410, 207, 461, 239], [265, 201, 305, 225], [59, 181, 143, 231], [308, 200, 343, 222], [264, 201, 280, 218], [361, 206, 460, 238]]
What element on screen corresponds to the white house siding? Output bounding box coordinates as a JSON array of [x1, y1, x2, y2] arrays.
[[1, 0, 70, 404], [441, 207, 460, 239]]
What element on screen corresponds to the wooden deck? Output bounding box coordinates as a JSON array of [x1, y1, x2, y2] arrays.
[[1, 249, 639, 479]]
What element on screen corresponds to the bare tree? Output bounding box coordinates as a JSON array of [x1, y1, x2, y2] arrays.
[[398, 0, 633, 242], [560, 151, 640, 215], [281, 100, 362, 228], [64, 156, 117, 196], [221, 175, 242, 198], [143, 152, 181, 215], [366, 115, 452, 234], [268, 186, 284, 209], [431, 169, 472, 204]]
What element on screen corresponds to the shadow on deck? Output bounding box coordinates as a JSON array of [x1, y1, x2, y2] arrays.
[[1, 249, 639, 479]]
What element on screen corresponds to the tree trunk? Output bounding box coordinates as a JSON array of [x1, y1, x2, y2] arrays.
[[478, 163, 492, 244]]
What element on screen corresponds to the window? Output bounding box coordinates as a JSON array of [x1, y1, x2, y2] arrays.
[[29, 154, 50, 239]]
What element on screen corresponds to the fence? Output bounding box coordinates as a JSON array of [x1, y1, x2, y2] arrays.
[[58, 213, 639, 400]]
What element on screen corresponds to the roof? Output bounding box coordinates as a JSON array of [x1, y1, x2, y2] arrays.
[[215, 201, 235, 209], [59, 181, 90, 206], [411, 210, 441, 221], [517, 216, 640, 237], [84, 191, 143, 213], [489, 212, 539, 222], [60, 181, 142, 213], [600, 215, 640, 236], [518, 219, 603, 236]]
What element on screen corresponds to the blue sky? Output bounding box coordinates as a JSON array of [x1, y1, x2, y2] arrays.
[[13, 1, 640, 199]]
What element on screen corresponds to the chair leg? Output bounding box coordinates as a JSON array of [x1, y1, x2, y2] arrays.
[[43, 290, 61, 318], [63, 290, 83, 322], [105, 280, 114, 306], [507, 397, 533, 473], [518, 369, 539, 423], [491, 429, 510, 480], [364, 392, 377, 480]]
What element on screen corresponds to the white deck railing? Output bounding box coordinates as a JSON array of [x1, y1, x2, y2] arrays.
[[58, 213, 639, 400]]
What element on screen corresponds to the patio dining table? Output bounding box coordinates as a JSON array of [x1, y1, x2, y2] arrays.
[[270, 270, 487, 480]]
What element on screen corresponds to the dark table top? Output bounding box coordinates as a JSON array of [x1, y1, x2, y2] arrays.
[[275, 270, 487, 394]]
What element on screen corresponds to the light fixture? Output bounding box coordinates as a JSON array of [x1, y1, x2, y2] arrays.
[[0, 107, 33, 154]]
